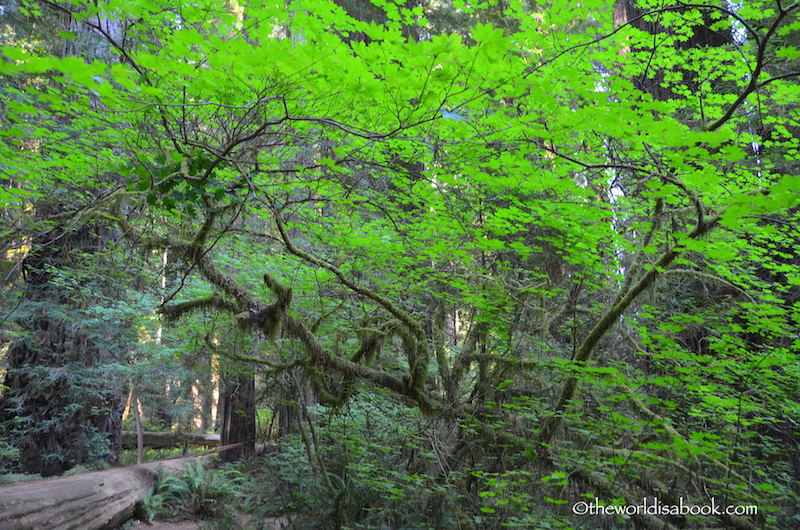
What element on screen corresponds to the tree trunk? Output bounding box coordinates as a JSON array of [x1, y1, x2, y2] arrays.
[[276, 367, 316, 439], [0, 220, 127, 477], [0, 449, 231, 530], [133, 397, 144, 464], [219, 369, 256, 462], [613, 0, 731, 101], [198, 371, 215, 433]]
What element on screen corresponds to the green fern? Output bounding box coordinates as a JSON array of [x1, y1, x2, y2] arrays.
[[156, 458, 245, 518]]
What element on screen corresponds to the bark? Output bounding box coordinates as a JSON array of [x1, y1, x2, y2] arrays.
[[219, 371, 256, 462], [0, 220, 127, 476], [614, 0, 732, 101], [0, 448, 235, 530], [197, 373, 215, 433], [276, 368, 314, 438], [133, 398, 144, 464]]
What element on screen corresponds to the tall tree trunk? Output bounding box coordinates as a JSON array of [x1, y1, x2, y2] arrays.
[[133, 396, 144, 465], [276, 368, 315, 439], [219, 368, 256, 462], [199, 375, 214, 432], [0, 221, 127, 476], [614, 0, 731, 101]]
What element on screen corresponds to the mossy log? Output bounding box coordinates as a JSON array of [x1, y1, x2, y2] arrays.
[[0, 446, 235, 530], [120, 430, 220, 449]]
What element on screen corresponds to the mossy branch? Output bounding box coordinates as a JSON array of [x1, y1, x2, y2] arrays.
[[251, 273, 293, 338], [204, 335, 302, 371], [539, 207, 721, 445], [160, 294, 239, 323], [619, 197, 663, 297], [449, 319, 488, 398], [661, 269, 756, 304], [113, 196, 441, 412], [350, 332, 384, 366], [274, 213, 423, 336], [274, 212, 432, 395], [433, 300, 451, 387], [282, 313, 440, 414]]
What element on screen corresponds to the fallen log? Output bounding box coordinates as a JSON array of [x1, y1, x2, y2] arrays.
[[120, 430, 220, 449], [0, 444, 239, 530]]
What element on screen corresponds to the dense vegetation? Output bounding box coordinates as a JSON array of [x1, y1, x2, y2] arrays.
[[1, 0, 799, 528]]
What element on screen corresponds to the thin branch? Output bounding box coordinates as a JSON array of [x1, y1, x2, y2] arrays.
[[661, 268, 757, 304], [273, 211, 427, 345], [758, 71, 800, 88], [111, 97, 284, 113], [538, 219, 718, 445], [706, 1, 800, 131]]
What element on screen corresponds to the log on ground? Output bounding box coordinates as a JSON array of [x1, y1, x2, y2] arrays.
[[0, 446, 234, 530], [121, 430, 220, 449]]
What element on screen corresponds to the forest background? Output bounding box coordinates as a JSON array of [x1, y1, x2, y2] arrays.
[[1, 0, 799, 528]]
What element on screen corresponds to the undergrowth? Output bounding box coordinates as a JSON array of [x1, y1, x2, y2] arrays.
[[137, 458, 245, 521]]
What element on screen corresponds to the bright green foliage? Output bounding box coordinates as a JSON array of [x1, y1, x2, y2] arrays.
[[2, 0, 800, 527]]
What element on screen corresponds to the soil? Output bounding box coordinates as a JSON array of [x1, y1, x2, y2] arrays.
[[129, 516, 289, 530], [130, 521, 204, 530]]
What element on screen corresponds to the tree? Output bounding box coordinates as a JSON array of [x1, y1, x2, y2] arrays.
[[0, 3, 140, 475], [2, 0, 800, 527], [0, 215, 132, 475]]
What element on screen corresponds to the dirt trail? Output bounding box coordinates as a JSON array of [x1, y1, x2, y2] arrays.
[[130, 516, 288, 530], [130, 522, 202, 530]]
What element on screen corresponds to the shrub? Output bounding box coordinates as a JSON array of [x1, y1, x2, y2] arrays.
[[152, 459, 246, 519]]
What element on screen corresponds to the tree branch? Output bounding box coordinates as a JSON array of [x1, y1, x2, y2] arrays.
[[705, 1, 800, 132], [160, 294, 238, 323]]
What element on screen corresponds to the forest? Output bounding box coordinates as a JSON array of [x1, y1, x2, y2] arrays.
[[0, 0, 799, 528]]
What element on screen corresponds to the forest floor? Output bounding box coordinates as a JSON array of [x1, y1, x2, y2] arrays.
[[129, 515, 289, 530], [130, 521, 203, 530]]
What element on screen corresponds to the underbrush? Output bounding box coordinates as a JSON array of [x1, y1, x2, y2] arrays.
[[137, 458, 246, 522], [120, 447, 186, 465], [0, 472, 44, 485], [237, 392, 465, 530]]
